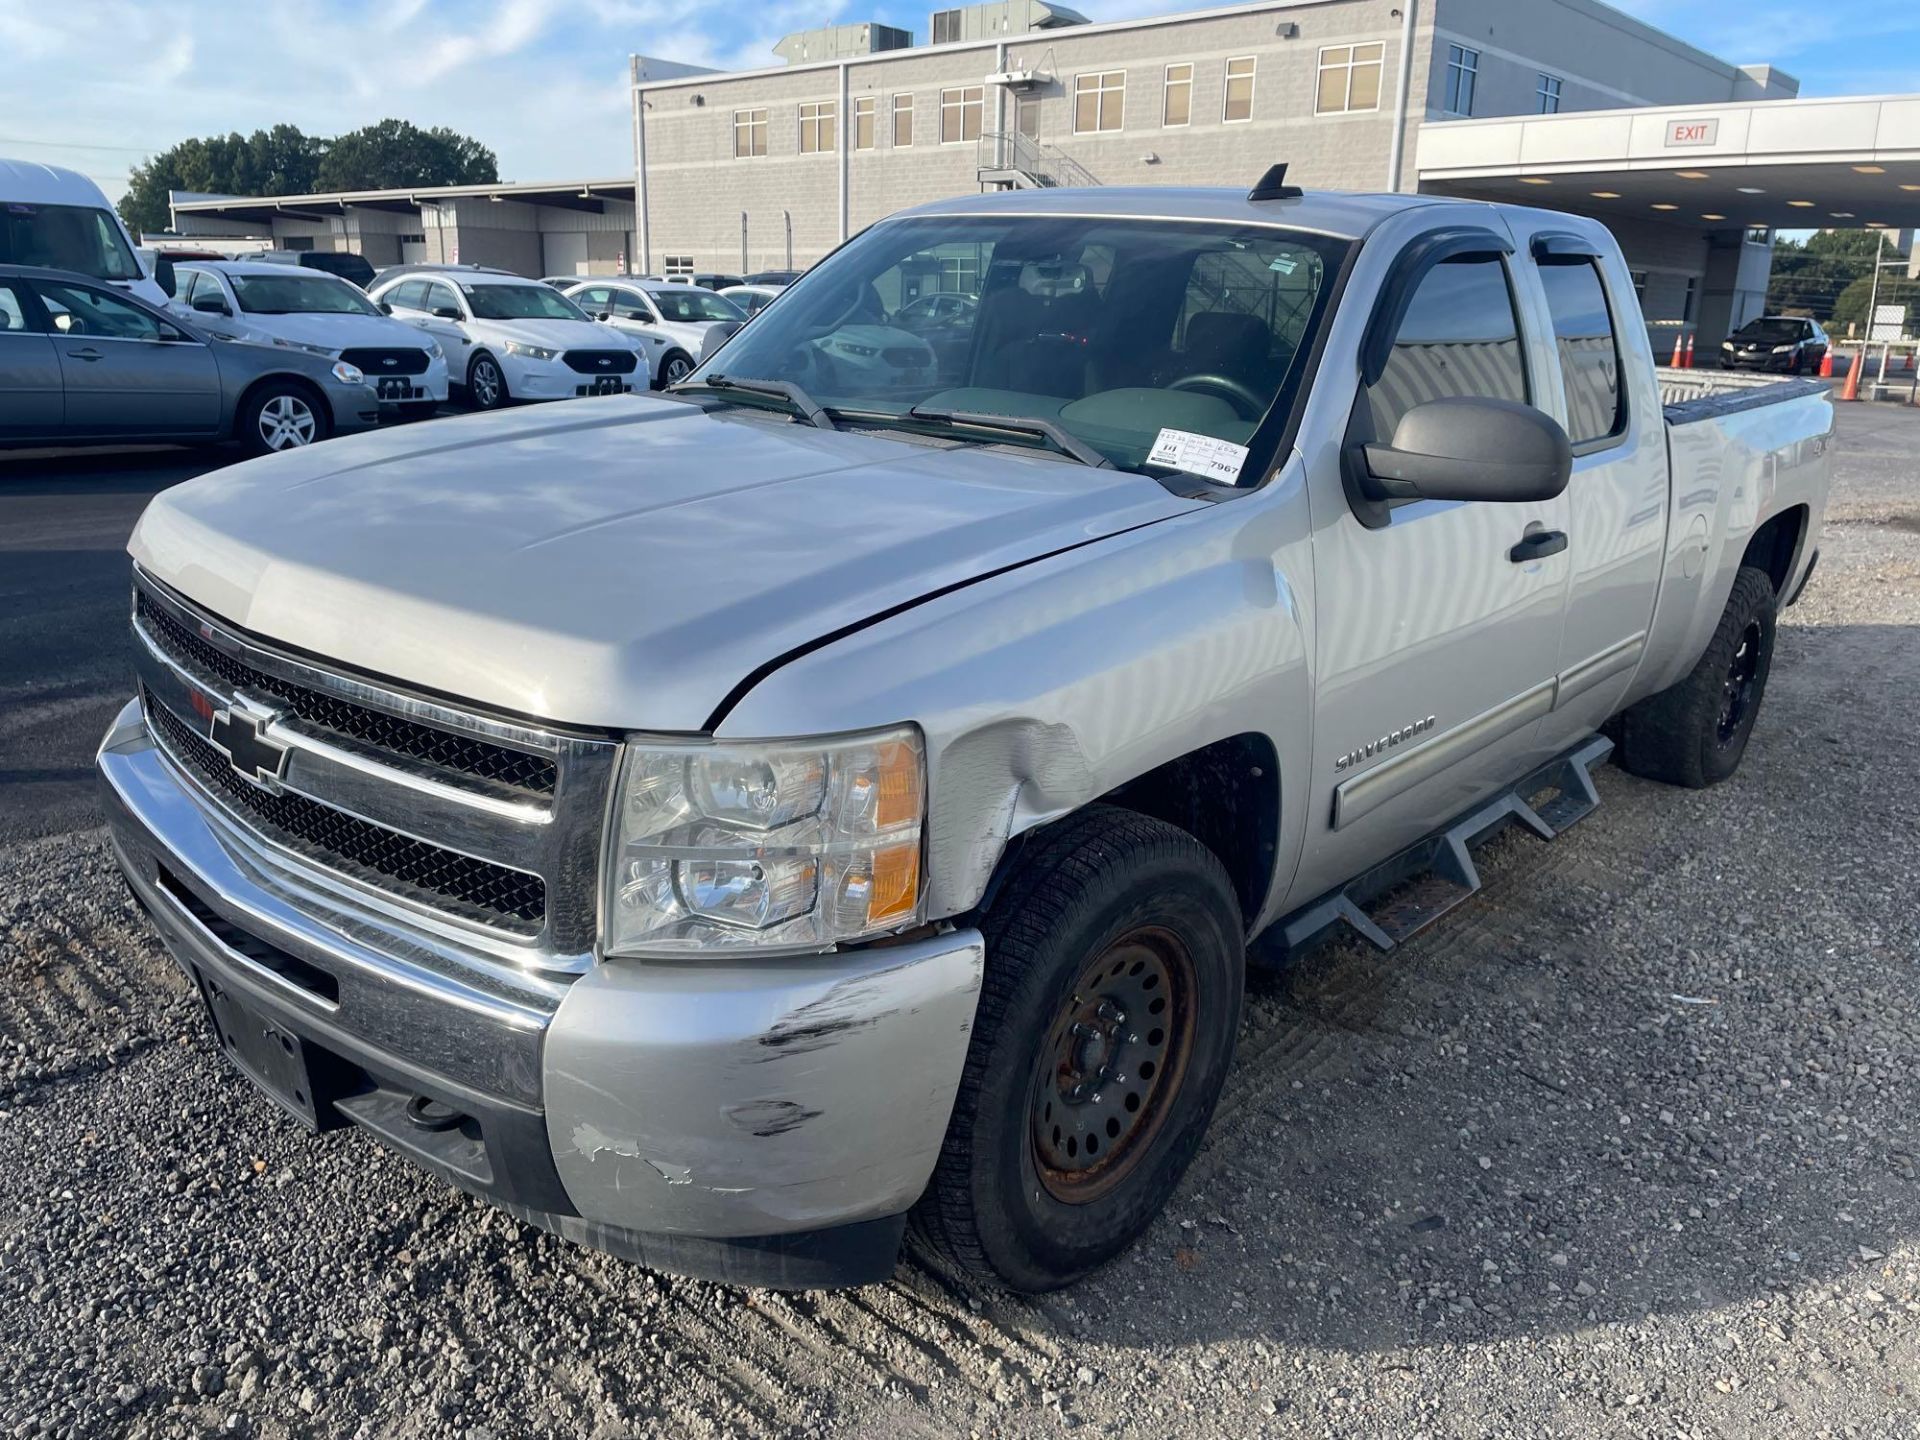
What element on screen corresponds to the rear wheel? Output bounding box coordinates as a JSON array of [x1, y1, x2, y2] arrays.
[[911, 806, 1244, 1292], [239, 382, 329, 455], [466, 353, 508, 410], [1618, 565, 1778, 788]]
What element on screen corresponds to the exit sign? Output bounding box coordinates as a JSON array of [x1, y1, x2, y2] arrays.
[[1666, 119, 1719, 146]]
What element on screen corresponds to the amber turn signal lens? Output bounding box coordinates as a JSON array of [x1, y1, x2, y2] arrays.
[[866, 841, 920, 925]]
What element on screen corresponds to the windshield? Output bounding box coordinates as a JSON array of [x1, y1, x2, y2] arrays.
[[465, 283, 589, 321], [0, 202, 140, 281], [691, 214, 1347, 476], [231, 272, 381, 316], [1733, 319, 1806, 343], [650, 288, 746, 323]]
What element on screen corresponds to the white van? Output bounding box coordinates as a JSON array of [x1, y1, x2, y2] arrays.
[[0, 158, 167, 305]]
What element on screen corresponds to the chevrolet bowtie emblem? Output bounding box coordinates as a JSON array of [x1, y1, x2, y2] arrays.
[[207, 706, 291, 789]]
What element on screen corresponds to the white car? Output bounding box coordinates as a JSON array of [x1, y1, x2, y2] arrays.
[[174, 261, 449, 421], [718, 283, 785, 318], [367, 270, 654, 410], [563, 278, 748, 386]]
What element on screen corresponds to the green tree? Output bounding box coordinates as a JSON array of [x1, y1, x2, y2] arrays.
[[120, 119, 496, 236], [1766, 229, 1908, 329], [314, 119, 498, 192]]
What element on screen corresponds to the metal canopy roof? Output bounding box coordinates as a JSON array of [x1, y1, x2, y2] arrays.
[[170, 179, 638, 226], [1417, 94, 1920, 232]]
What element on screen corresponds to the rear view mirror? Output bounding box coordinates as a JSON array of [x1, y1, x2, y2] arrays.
[[1360, 397, 1571, 505]]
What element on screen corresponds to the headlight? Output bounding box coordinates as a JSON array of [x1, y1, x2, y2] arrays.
[[602, 727, 925, 956], [421, 339, 444, 360], [1722, 341, 1735, 351], [503, 341, 559, 361], [1771, 344, 1795, 354], [330, 360, 365, 385]]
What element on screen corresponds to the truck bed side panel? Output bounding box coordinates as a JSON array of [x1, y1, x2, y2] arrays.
[[1627, 383, 1832, 706]]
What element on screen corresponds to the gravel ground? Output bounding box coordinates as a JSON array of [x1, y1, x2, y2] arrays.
[[2, 405, 1918, 1439]]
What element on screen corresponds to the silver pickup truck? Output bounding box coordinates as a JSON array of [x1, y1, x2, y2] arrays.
[[99, 178, 1830, 1293]]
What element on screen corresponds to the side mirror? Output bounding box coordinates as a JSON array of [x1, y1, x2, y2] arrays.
[[378, 301, 394, 315], [191, 297, 231, 316], [596, 311, 613, 322], [1360, 397, 1571, 505], [431, 305, 461, 320]]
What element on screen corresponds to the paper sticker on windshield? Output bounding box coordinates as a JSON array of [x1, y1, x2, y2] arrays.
[[1148, 428, 1249, 483], [1269, 257, 1298, 275]]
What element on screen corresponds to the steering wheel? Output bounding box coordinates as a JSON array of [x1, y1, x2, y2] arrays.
[[1166, 373, 1264, 419]]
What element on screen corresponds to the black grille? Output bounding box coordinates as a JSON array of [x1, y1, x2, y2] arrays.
[[136, 592, 557, 796], [562, 350, 638, 375], [339, 347, 431, 376], [145, 690, 545, 930]]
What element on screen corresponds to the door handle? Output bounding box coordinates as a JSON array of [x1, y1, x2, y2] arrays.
[[1509, 529, 1568, 563], [66, 347, 104, 362]]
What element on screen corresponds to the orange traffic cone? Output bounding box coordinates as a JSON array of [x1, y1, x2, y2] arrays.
[[1839, 348, 1862, 402], [1669, 331, 1686, 367], [1681, 334, 1695, 369], [1819, 348, 1834, 378]]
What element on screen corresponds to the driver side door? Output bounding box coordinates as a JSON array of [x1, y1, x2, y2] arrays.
[[1292, 220, 1572, 905]]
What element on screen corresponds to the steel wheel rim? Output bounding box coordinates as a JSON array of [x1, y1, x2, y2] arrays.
[[258, 394, 316, 450], [472, 362, 501, 406], [1030, 924, 1197, 1205], [1718, 618, 1763, 744]]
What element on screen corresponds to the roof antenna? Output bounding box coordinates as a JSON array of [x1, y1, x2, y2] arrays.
[[1248, 163, 1303, 202]]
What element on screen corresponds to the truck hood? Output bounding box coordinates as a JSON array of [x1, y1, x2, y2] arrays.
[[131, 396, 1199, 730]]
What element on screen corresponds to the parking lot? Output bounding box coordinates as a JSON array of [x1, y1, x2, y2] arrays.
[[2, 404, 1918, 1439]]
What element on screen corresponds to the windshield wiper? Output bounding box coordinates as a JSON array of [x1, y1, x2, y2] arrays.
[[674, 373, 836, 431], [905, 406, 1110, 469]]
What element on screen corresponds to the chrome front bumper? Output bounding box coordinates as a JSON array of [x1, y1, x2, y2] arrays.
[[98, 698, 985, 1286]]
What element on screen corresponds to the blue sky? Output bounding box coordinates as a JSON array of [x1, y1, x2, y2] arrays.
[[2, 0, 1917, 199]]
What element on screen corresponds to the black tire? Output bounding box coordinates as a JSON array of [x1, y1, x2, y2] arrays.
[[1618, 565, 1777, 788], [911, 805, 1245, 1292], [238, 380, 330, 456], [656, 350, 694, 389], [466, 353, 508, 410]]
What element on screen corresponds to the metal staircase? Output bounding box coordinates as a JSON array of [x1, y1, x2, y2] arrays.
[[976, 131, 1100, 191]]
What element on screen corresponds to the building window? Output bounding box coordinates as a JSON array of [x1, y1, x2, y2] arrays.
[[893, 93, 914, 147], [732, 108, 767, 158], [1074, 71, 1125, 134], [1444, 45, 1478, 116], [799, 101, 837, 154], [1539, 259, 1625, 447], [940, 86, 983, 143], [1223, 56, 1256, 123], [1316, 43, 1384, 114], [1536, 73, 1562, 114], [1163, 62, 1193, 127], [1683, 275, 1698, 322], [1745, 225, 1772, 246], [931, 8, 960, 44], [663, 255, 694, 277], [854, 96, 876, 150]]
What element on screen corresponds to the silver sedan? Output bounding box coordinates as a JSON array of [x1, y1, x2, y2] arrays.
[[0, 264, 382, 455]]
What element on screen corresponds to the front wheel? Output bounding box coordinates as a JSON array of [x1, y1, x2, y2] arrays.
[[239, 382, 329, 455], [656, 350, 694, 389], [1618, 565, 1778, 788], [466, 353, 508, 410], [911, 806, 1244, 1292]]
